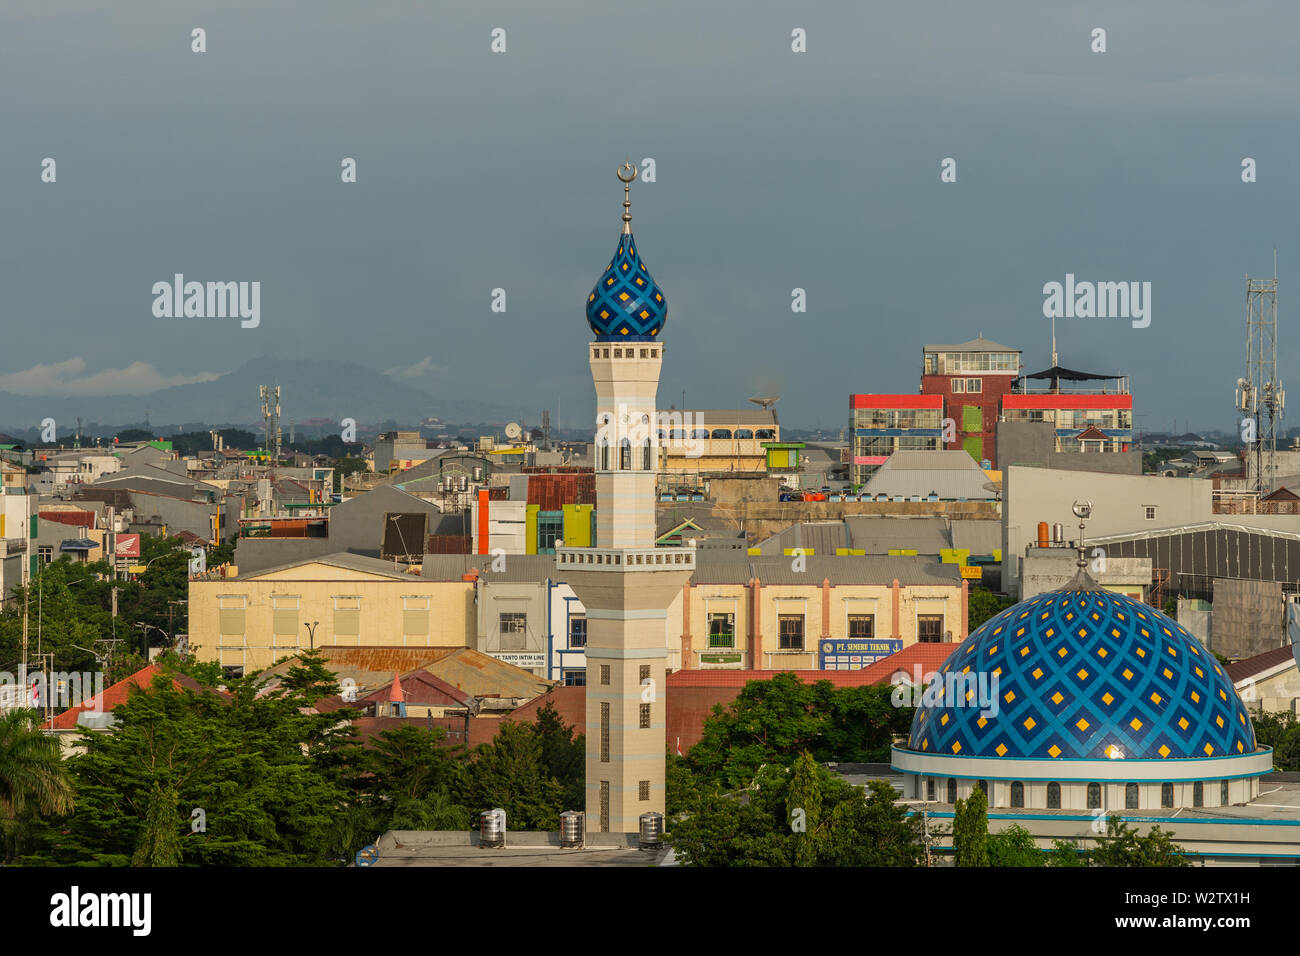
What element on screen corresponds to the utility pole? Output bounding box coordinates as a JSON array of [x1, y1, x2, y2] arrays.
[[922, 807, 932, 867]]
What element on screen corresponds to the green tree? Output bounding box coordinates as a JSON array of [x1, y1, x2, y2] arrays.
[[1087, 815, 1189, 867], [786, 751, 824, 866], [23, 672, 353, 866], [968, 587, 1013, 633], [0, 709, 74, 863], [459, 720, 567, 830], [665, 752, 705, 817], [1046, 838, 1087, 866], [987, 823, 1041, 866], [669, 762, 924, 867], [686, 674, 906, 790], [131, 782, 183, 866], [952, 786, 990, 866], [820, 779, 926, 867], [530, 702, 585, 811]]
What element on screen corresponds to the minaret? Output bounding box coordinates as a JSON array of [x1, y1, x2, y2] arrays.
[[557, 163, 694, 833]]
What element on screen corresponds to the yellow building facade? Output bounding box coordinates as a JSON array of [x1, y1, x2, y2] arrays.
[[188, 553, 475, 674], [659, 409, 779, 475], [667, 558, 966, 671]]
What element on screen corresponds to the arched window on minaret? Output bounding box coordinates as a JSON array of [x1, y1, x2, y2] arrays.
[[597, 439, 610, 471], [620, 438, 632, 471], [642, 438, 652, 470]]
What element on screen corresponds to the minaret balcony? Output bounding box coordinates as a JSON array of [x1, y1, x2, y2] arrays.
[[556, 545, 695, 572]]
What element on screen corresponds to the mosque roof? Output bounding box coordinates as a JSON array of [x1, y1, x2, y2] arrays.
[[585, 164, 666, 340], [906, 571, 1258, 761], [586, 232, 667, 340]]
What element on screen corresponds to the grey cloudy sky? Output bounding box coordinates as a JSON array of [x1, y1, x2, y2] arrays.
[[4, 0, 1299, 431]]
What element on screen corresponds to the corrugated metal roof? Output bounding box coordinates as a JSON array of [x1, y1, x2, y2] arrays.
[[922, 337, 1018, 353], [420, 554, 479, 580], [750, 555, 961, 586], [260, 646, 551, 701], [679, 409, 779, 427], [949, 519, 1001, 556], [862, 452, 997, 499], [477, 554, 559, 583], [755, 521, 849, 556], [691, 551, 961, 586], [1225, 645, 1297, 683], [243, 550, 423, 581], [844, 516, 950, 554]]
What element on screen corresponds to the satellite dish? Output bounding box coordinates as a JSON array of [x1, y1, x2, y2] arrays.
[[749, 395, 780, 410], [505, 422, 522, 440]]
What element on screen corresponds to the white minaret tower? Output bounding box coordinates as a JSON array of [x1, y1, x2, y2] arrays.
[[557, 163, 694, 833]]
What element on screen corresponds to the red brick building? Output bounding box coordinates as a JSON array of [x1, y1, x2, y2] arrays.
[[920, 337, 1022, 469]]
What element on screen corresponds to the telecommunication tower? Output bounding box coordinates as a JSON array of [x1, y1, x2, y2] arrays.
[[1236, 268, 1283, 495], [260, 385, 282, 464]]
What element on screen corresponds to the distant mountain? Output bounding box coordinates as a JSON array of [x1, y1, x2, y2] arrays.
[[0, 358, 525, 432]]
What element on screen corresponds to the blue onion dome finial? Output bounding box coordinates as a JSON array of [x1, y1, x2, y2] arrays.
[[585, 162, 667, 340]]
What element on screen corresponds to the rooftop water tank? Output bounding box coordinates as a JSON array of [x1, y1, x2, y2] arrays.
[[479, 808, 505, 848], [638, 812, 664, 849], [559, 810, 585, 848]]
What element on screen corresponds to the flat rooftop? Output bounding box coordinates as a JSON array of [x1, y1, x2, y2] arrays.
[[368, 829, 673, 867]]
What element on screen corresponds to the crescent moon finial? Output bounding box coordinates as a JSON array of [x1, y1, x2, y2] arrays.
[[618, 161, 636, 232]]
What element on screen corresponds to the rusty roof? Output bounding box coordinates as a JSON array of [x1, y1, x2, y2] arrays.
[[259, 646, 552, 702]]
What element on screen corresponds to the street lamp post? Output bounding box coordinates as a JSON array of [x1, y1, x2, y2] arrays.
[[304, 620, 319, 651]]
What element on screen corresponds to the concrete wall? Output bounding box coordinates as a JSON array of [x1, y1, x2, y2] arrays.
[[1210, 578, 1283, 659], [1003, 467, 1214, 597], [1020, 551, 1151, 601], [189, 562, 475, 674], [477, 578, 548, 675], [1177, 597, 1212, 646], [997, 421, 1141, 475]]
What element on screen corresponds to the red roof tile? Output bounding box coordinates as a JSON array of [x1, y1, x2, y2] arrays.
[[858, 642, 962, 685], [46, 665, 229, 730], [664, 643, 962, 690]]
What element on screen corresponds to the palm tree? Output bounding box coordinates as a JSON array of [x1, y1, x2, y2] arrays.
[[0, 708, 74, 821]]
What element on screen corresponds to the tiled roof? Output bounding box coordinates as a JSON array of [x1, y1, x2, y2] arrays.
[[666, 668, 880, 688], [858, 642, 962, 685], [663, 643, 963, 689], [48, 665, 224, 730]]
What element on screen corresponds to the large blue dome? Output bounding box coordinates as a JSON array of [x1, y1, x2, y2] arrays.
[[585, 232, 666, 340], [907, 584, 1256, 761]]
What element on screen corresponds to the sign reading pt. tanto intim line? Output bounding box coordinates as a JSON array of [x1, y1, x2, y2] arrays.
[[818, 639, 902, 671], [490, 653, 546, 669]]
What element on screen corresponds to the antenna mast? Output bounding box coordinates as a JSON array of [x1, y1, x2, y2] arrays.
[[1239, 270, 1283, 495]]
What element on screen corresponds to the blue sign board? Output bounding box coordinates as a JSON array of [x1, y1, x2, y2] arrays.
[[356, 844, 379, 867], [818, 638, 902, 671]]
